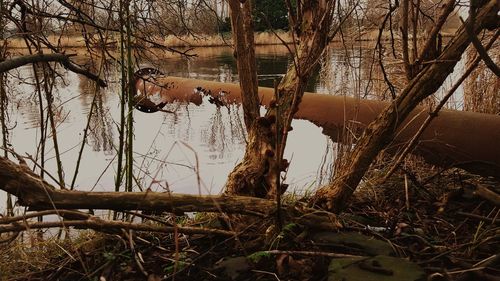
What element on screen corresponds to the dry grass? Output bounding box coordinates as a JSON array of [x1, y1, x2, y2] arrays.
[[0, 230, 100, 280], [3, 35, 87, 49], [3, 31, 293, 51], [163, 31, 292, 47], [463, 36, 500, 114], [1, 167, 498, 281]]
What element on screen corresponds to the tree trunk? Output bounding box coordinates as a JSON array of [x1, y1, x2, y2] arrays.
[[225, 0, 336, 198], [224, 0, 270, 197], [311, 0, 499, 213]]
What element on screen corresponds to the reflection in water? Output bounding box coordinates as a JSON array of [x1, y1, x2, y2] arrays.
[[1, 43, 470, 213], [202, 105, 246, 161], [0, 45, 372, 212], [207, 107, 227, 159], [88, 90, 114, 153]]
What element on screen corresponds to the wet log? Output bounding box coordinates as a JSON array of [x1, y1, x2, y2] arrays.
[[135, 75, 500, 178], [0, 157, 275, 216]]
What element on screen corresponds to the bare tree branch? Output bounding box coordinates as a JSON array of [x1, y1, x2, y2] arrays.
[[312, 0, 500, 213], [0, 53, 107, 87], [0, 218, 236, 236], [382, 30, 500, 181], [462, 18, 500, 76], [0, 209, 90, 224], [401, 0, 412, 80], [415, 0, 456, 66]]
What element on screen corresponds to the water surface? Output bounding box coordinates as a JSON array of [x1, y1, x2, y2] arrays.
[[0, 43, 464, 213]]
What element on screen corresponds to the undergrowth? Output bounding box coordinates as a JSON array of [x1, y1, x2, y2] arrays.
[[1, 166, 498, 281]]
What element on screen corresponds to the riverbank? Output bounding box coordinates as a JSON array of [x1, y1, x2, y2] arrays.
[[1, 31, 291, 49], [2, 28, 459, 50], [1, 167, 497, 280]]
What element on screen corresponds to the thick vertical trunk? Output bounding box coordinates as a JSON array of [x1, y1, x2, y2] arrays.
[[224, 0, 264, 196], [225, 0, 336, 198], [227, 0, 260, 129], [311, 0, 499, 213]]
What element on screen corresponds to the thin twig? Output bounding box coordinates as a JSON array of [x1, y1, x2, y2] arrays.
[[457, 212, 498, 224], [0, 218, 236, 236], [258, 250, 364, 258], [461, 17, 500, 76]]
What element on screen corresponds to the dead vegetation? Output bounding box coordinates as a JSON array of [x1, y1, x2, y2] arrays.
[[1, 0, 499, 280], [2, 31, 293, 50], [1, 164, 498, 281]]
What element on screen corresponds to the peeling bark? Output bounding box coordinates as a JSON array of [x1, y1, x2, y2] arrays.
[[224, 0, 274, 197], [224, 0, 336, 198]]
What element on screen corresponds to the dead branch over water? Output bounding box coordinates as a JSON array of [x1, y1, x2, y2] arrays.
[[0, 53, 107, 87], [0, 215, 236, 237], [0, 156, 275, 216]]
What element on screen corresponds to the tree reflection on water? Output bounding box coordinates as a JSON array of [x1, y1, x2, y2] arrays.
[[1, 42, 466, 212]]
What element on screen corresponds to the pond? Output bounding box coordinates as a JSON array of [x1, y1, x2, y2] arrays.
[[0, 43, 461, 213]]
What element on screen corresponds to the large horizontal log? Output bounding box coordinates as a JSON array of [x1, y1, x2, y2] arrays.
[[0, 157, 343, 230], [0, 157, 275, 216], [135, 75, 500, 178]]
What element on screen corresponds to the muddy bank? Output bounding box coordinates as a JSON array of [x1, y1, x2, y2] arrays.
[[134, 75, 500, 178]]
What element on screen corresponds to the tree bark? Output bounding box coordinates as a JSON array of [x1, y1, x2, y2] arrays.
[[227, 0, 260, 129], [225, 0, 336, 198], [0, 157, 275, 216], [311, 0, 499, 213], [224, 0, 273, 197], [0, 156, 342, 231]]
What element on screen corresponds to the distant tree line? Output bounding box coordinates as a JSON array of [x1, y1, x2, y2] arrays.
[[220, 0, 290, 32]]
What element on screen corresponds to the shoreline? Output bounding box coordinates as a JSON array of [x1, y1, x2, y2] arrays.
[[2, 29, 458, 50]]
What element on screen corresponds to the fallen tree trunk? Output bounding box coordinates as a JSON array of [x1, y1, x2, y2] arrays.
[[134, 76, 500, 179], [0, 157, 275, 216], [0, 157, 342, 231], [0, 218, 236, 236]]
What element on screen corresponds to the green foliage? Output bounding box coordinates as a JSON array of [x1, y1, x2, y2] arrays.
[[247, 251, 271, 263], [163, 260, 189, 275], [103, 251, 116, 261], [220, 17, 232, 33], [163, 252, 189, 274], [282, 222, 298, 233], [253, 0, 290, 31]]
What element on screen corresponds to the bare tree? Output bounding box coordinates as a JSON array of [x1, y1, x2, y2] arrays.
[[312, 0, 499, 212], [223, 0, 498, 215], [224, 0, 349, 199]]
